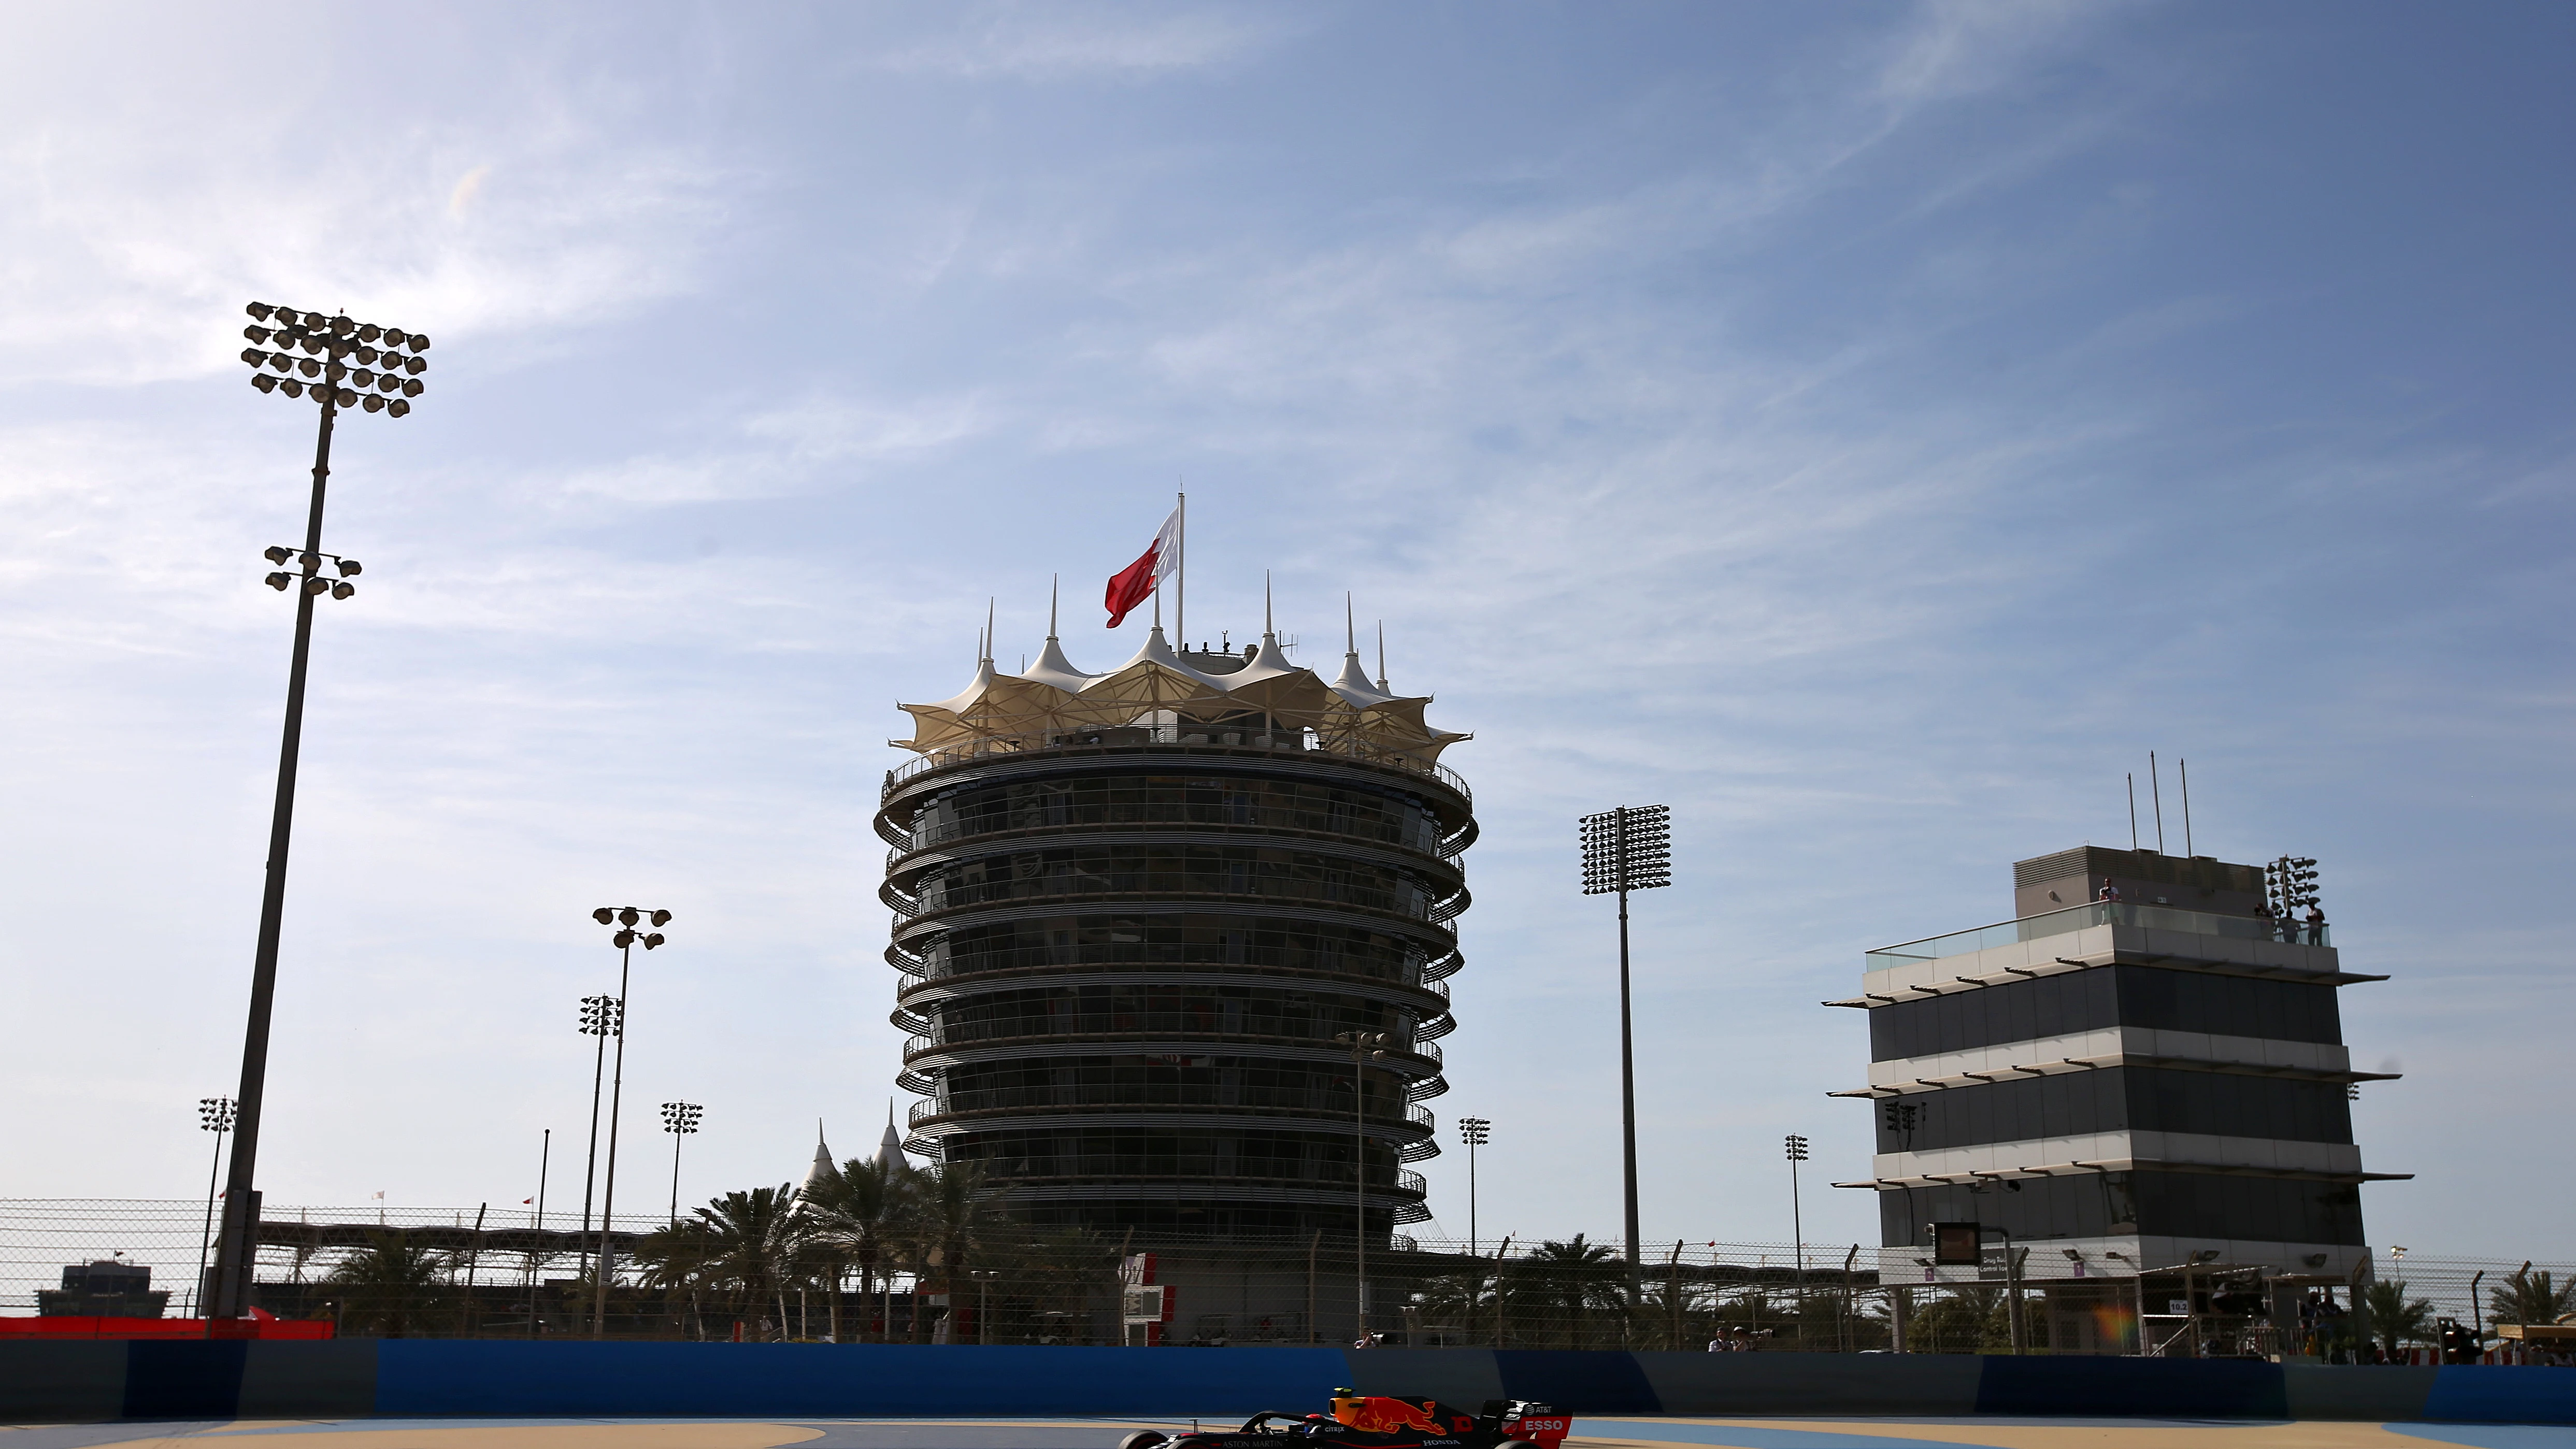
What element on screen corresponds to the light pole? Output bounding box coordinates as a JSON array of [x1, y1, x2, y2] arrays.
[[193, 1098, 235, 1316], [208, 301, 430, 1319], [1784, 1134, 1809, 1323], [970, 1268, 1000, 1344], [576, 994, 622, 1288], [589, 906, 671, 1339], [1456, 1116, 1490, 1258], [661, 1101, 703, 1225], [1335, 1028, 1389, 1344], [1579, 804, 1671, 1294], [528, 1128, 550, 1339]]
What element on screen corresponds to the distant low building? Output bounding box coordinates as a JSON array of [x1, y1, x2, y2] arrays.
[[39, 1260, 169, 1318]]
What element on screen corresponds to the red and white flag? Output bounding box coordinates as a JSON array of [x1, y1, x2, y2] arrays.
[[1104, 505, 1180, 628]]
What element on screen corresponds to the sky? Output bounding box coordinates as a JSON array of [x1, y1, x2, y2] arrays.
[[2, 1, 2570, 1263]]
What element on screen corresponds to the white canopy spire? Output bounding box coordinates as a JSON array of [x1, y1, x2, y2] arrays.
[[893, 579, 1468, 766], [804, 1120, 837, 1196], [877, 1101, 905, 1172]]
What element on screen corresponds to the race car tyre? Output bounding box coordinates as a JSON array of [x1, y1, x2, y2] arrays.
[[1119, 1433, 1170, 1449]]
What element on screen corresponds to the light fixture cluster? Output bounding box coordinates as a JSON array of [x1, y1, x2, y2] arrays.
[[260, 544, 363, 599], [1579, 804, 1672, 895], [594, 905, 673, 950], [2266, 855, 2321, 917], [199, 1097, 237, 1133], [578, 993, 624, 1039], [239, 302, 429, 415], [660, 1101, 704, 1136]]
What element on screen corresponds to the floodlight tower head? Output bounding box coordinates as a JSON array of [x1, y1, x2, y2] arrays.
[[1580, 805, 1672, 895]]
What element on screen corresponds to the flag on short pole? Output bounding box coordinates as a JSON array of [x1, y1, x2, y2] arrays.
[[1104, 505, 1181, 628]]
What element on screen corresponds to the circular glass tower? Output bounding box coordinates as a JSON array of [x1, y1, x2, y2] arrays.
[[878, 618, 1474, 1241]]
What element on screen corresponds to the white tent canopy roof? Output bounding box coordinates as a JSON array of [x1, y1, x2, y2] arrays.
[[891, 614, 1467, 766]]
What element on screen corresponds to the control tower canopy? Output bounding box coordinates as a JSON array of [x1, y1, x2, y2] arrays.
[[877, 610, 1477, 1240], [893, 621, 1467, 768]]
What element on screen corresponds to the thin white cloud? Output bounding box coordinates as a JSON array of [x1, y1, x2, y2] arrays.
[[0, 81, 737, 386], [870, 3, 1289, 79]]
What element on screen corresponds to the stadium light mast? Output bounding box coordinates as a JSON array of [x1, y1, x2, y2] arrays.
[[207, 303, 429, 1320], [660, 1101, 703, 1225], [1456, 1116, 1491, 1258], [1580, 804, 1671, 1294], [588, 907, 671, 1338]]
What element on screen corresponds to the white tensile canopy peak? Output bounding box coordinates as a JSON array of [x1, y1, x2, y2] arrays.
[[890, 607, 1466, 767]]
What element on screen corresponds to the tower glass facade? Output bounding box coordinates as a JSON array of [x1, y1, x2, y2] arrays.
[[879, 628, 1473, 1243], [1834, 846, 2401, 1282]]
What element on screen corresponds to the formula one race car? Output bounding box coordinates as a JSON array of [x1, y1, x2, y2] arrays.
[[1119, 1389, 1572, 1449]]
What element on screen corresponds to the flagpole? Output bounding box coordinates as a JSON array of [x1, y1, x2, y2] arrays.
[[1175, 491, 1186, 650]]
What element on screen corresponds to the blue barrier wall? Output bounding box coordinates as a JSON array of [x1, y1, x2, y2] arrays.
[[4, 1342, 2571, 1426]]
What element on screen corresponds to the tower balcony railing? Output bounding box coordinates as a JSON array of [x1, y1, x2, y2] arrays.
[[888, 870, 1444, 923], [913, 1090, 1437, 1134], [888, 942, 1450, 1000], [904, 1029, 1441, 1070], [966, 1164, 1429, 1198], [884, 734, 1471, 808], [889, 808, 1449, 859], [905, 1012, 1436, 1049], [1867, 898, 2331, 969]]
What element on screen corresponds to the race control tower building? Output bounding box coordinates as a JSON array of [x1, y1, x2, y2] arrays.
[[875, 600, 1475, 1252]]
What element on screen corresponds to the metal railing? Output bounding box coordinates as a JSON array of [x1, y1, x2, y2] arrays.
[[885, 942, 1448, 994], [890, 870, 1448, 923], [1868, 899, 2332, 969], [913, 1093, 1437, 1134], [8, 1201, 2551, 1353], [904, 1030, 1442, 1070], [883, 736, 1472, 808]]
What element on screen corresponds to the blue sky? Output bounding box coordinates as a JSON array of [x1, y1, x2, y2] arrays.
[[3, 2, 2570, 1260]]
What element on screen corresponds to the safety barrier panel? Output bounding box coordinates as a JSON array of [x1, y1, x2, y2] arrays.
[[2, 1343, 2570, 1426]]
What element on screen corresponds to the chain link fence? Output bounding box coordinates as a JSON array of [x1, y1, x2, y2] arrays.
[[1, 1200, 2561, 1354]]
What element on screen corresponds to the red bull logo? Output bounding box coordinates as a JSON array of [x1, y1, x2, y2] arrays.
[[1337, 1397, 1444, 1434]]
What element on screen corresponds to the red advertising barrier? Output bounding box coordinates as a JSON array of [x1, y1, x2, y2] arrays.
[[0, 1315, 333, 1340]]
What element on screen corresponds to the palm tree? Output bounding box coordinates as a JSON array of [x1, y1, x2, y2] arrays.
[[678, 1184, 807, 1339], [2490, 1264, 2576, 1330], [2363, 1279, 2436, 1355], [1510, 1235, 1626, 1347], [1904, 1284, 2005, 1353], [899, 1161, 1003, 1342], [634, 1218, 724, 1339], [805, 1156, 915, 1341], [322, 1230, 452, 1338]]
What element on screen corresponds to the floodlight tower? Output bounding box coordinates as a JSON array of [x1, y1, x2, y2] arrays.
[[206, 303, 430, 1319], [661, 1101, 704, 1225], [1456, 1116, 1491, 1257], [586, 906, 671, 1338], [1580, 804, 1671, 1289]]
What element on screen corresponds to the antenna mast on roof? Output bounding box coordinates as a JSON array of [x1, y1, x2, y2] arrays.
[[1048, 574, 1059, 640], [1376, 621, 1387, 692], [2180, 758, 2193, 856], [1264, 570, 1274, 640], [983, 599, 995, 664], [2149, 751, 2165, 853], [1175, 490, 1186, 650], [2127, 773, 2138, 851]]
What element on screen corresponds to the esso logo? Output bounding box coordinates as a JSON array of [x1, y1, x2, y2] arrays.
[[1515, 1421, 1568, 1434]]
